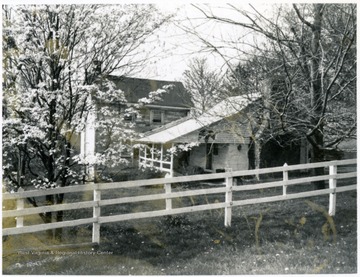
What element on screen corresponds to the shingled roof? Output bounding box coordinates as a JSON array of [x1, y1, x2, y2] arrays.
[[106, 75, 191, 108]]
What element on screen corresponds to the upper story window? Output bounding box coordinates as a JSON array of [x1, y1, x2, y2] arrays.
[[124, 113, 137, 122], [118, 106, 137, 122], [151, 110, 164, 124]]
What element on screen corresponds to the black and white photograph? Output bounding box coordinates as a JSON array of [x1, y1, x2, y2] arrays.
[[2, 1, 357, 275]]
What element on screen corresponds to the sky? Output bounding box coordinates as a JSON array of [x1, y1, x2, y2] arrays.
[[2, 1, 357, 82], [140, 2, 259, 81], [126, 3, 218, 81], [126, 0, 358, 82], [133, 2, 281, 81], [125, 0, 355, 81]]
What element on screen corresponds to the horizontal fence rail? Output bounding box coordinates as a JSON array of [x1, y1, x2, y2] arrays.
[[2, 159, 357, 244]]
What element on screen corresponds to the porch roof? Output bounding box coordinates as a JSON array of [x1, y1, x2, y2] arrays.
[[137, 94, 260, 144]]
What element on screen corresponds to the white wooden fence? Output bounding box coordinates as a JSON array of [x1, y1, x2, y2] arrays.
[[2, 159, 357, 245]]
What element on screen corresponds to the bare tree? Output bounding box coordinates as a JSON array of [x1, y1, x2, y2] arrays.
[[182, 57, 224, 114], [184, 3, 356, 188]]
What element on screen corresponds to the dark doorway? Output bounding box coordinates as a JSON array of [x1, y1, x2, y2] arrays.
[[205, 143, 213, 170], [260, 135, 301, 168], [248, 140, 256, 170]]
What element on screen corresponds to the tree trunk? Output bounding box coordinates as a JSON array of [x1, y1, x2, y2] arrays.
[[45, 194, 55, 239], [55, 193, 65, 241], [310, 130, 326, 190], [205, 142, 212, 170], [254, 140, 262, 180], [309, 4, 326, 190]]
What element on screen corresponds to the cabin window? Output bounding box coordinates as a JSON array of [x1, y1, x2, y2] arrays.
[[198, 129, 215, 141]]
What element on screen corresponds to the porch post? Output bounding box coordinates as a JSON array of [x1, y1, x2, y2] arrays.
[[160, 144, 164, 170], [139, 145, 145, 168], [80, 98, 96, 183], [151, 143, 155, 167], [170, 143, 174, 176]]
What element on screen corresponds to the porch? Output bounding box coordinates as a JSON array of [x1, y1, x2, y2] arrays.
[[137, 141, 250, 179], [136, 95, 260, 177]]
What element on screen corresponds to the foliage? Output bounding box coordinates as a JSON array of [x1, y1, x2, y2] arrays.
[[2, 4, 170, 192]]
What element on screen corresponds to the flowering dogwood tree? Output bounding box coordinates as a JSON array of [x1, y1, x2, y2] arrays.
[[2, 4, 170, 237]]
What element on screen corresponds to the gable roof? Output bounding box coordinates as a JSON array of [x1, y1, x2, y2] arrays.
[[137, 94, 261, 144], [106, 75, 191, 108]]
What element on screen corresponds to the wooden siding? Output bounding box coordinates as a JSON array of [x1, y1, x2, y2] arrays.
[[171, 116, 251, 144], [188, 143, 250, 171]]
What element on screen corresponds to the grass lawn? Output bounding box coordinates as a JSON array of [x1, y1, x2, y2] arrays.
[[2, 179, 357, 275]]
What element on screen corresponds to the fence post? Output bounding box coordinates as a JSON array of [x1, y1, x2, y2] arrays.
[[224, 176, 233, 227], [16, 188, 24, 228], [283, 163, 288, 195], [329, 165, 337, 216], [92, 184, 101, 244], [164, 173, 172, 210]]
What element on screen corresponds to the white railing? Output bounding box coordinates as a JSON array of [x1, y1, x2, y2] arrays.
[[2, 159, 357, 245], [138, 143, 173, 173], [139, 156, 172, 173]]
